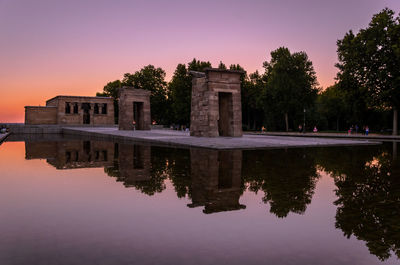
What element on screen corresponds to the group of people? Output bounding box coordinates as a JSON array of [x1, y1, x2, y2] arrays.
[[348, 125, 369, 135], [170, 124, 190, 132], [258, 124, 371, 135], [297, 124, 318, 133], [0, 126, 9, 134]]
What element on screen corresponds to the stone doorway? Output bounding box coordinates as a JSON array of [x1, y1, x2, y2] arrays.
[[190, 69, 243, 137], [82, 103, 91, 124], [133, 102, 144, 129], [218, 92, 233, 136]]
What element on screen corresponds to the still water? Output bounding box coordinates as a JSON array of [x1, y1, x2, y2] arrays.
[[0, 135, 399, 265]]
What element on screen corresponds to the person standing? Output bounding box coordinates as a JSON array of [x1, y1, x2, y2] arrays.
[[365, 126, 369, 136]]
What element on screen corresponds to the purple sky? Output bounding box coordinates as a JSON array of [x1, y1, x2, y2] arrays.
[[1, 0, 399, 122]]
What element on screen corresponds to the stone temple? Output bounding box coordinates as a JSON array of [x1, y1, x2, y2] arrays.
[[25, 96, 114, 125], [190, 68, 243, 137], [118, 87, 151, 130]]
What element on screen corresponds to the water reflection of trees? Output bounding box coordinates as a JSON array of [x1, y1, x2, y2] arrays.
[[316, 144, 400, 261], [23, 137, 400, 259], [242, 149, 320, 218]]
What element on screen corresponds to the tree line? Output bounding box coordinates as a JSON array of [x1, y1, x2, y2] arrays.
[[97, 8, 400, 134]]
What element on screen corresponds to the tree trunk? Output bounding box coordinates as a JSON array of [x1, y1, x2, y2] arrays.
[[336, 117, 339, 132], [247, 110, 251, 130], [393, 108, 398, 136], [285, 113, 289, 132]]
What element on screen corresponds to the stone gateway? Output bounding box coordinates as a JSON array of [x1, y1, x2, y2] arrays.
[[190, 68, 243, 137], [118, 87, 151, 130]]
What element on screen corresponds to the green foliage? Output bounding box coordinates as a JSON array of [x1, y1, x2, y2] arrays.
[[96, 80, 122, 124], [336, 8, 400, 132], [241, 70, 264, 130], [262, 47, 319, 131], [168, 59, 213, 126], [169, 64, 192, 125], [187, 58, 211, 72], [97, 65, 171, 124], [96, 80, 122, 99], [317, 85, 347, 131], [218, 61, 227, 69], [125, 65, 170, 124]]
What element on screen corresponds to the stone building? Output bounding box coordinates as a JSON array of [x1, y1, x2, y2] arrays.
[[118, 87, 151, 130], [190, 68, 243, 137], [188, 149, 245, 214], [25, 96, 114, 125]]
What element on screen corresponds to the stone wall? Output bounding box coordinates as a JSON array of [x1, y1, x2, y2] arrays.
[[25, 106, 57, 125], [190, 68, 243, 137], [46, 96, 114, 125], [118, 87, 151, 130]]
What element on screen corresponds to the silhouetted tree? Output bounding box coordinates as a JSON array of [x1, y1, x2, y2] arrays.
[[336, 8, 400, 135], [262, 47, 319, 131], [96, 80, 121, 123], [218, 61, 227, 69], [169, 64, 192, 126]]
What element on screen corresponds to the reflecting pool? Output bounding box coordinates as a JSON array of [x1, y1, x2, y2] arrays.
[[0, 135, 399, 265]]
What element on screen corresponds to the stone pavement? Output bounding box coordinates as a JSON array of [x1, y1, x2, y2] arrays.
[[254, 131, 400, 141], [62, 127, 381, 150]]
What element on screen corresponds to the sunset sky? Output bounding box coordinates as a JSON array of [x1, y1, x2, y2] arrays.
[[1, 0, 399, 122]]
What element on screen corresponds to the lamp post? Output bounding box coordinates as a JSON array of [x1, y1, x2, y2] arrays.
[[303, 108, 306, 133]]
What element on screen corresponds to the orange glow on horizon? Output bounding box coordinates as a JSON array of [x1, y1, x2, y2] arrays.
[[1, 0, 398, 123]]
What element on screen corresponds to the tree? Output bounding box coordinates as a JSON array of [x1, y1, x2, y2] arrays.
[[169, 64, 192, 126], [218, 61, 227, 69], [187, 58, 211, 72], [242, 71, 264, 130], [122, 65, 170, 124], [317, 85, 347, 131], [262, 47, 319, 131], [97, 65, 170, 124], [96, 80, 122, 123], [336, 8, 400, 135], [168, 59, 213, 126]]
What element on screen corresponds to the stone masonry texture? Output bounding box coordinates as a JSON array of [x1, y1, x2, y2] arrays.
[[190, 68, 243, 137], [118, 87, 151, 130]]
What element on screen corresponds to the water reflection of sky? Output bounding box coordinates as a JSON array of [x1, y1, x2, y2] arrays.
[[0, 139, 399, 265]]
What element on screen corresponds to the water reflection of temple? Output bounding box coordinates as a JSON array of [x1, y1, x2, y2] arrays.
[[111, 144, 152, 187], [25, 140, 114, 169], [188, 149, 245, 214]]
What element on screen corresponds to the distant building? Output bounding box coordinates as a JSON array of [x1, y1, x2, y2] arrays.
[[25, 96, 114, 125]]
